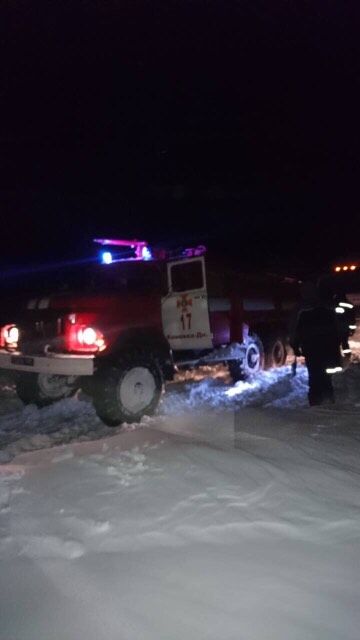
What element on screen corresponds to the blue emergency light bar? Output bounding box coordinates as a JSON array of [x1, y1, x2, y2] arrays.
[[94, 238, 207, 264], [94, 238, 152, 264]]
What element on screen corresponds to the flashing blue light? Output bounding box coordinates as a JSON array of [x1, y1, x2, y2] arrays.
[[142, 246, 152, 261], [101, 251, 113, 264]]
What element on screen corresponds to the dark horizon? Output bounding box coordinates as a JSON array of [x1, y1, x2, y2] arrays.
[[2, 2, 360, 272]]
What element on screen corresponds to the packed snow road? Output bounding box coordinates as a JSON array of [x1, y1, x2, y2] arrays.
[[1, 365, 360, 640]]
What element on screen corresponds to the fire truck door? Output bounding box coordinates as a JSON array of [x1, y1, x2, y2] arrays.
[[161, 257, 213, 350]]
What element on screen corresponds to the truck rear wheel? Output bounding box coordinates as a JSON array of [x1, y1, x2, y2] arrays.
[[229, 335, 264, 382], [93, 353, 164, 427], [16, 373, 77, 407], [264, 336, 287, 369]]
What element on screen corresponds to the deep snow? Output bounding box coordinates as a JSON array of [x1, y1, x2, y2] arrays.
[[1, 363, 360, 640], [0, 363, 310, 462]]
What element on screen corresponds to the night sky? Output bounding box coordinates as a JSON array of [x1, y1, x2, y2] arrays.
[[2, 1, 360, 274]]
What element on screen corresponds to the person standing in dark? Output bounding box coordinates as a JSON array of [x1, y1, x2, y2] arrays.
[[290, 282, 343, 406]]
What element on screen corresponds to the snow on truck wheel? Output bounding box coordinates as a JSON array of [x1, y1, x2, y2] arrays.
[[93, 353, 164, 427], [264, 335, 287, 369], [228, 335, 265, 382], [16, 372, 78, 407]]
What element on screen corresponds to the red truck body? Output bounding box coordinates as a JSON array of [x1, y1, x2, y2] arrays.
[[0, 242, 300, 425]]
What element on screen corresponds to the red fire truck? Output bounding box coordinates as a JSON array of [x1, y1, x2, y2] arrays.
[[0, 239, 300, 425]]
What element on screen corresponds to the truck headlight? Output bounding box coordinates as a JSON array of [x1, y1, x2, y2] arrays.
[[67, 324, 106, 353], [79, 327, 98, 346], [1, 324, 19, 349]]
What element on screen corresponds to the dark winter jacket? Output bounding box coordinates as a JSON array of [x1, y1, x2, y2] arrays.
[[290, 305, 342, 367]]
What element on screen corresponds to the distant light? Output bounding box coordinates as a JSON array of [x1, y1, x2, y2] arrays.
[[349, 324, 357, 330], [350, 265, 357, 271], [339, 302, 354, 309], [335, 306, 345, 314], [101, 251, 113, 264], [142, 246, 152, 260], [343, 266, 349, 271]]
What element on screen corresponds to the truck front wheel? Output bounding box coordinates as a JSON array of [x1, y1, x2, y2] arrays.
[[16, 373, 78, 407], [93, 353, 164, 427]]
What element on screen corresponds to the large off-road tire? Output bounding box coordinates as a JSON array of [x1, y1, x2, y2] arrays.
[[93, 353, 164, 427], [263, 335, 287, 369], [16, 372, 78, 407], [228, 335, 265, 382]]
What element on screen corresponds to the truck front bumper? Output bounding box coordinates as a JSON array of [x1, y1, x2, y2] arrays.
[[0, 350, 94, 376]]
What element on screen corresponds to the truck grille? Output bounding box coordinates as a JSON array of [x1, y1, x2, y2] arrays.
[[19, 315, 64, 355]]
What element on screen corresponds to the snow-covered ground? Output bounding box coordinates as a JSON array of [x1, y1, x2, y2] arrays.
[[1, 364, 360, 640]]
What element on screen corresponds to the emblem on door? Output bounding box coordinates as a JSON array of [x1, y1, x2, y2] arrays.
[[177, 294, 193, 330]]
